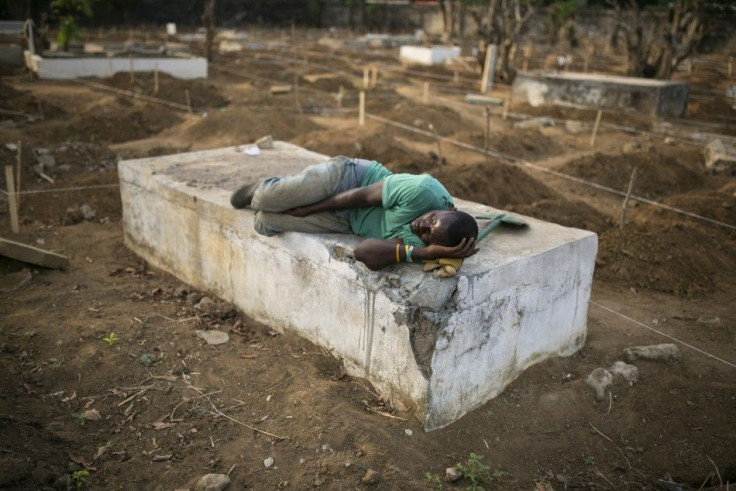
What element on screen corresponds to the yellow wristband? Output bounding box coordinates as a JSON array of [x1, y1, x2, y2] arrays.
[[396, 244, 400, 263]]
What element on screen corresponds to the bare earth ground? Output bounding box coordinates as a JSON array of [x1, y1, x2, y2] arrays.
[[1, 38, 735, 490]]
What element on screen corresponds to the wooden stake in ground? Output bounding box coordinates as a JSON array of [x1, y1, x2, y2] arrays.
[[358, 90, 365, 127], [480, 45, 497, 93], [294, 72, 302, 115], [4, 165, 19, 234], [154, 62, 159, 95], [484, 108, 491, 164], [565, 55, 573, 72], [728, 57, 732, 78], [429, 124, 443, 163], [590, 109, 603, 147], [522, 45, 531, 72], [453, 70, 459, 83], [620, 166, 638, 229], [371, 66, 378, 89], [336, 85, 344, 109], [15, 140, 21, 210], [423, 82, 429, 103], [502, 91, 512, 120], [185, 89, 192, 113], [584, 47, 593, 72]]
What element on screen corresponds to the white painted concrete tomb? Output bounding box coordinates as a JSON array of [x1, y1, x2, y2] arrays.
[[25, 53, 207, 80], [399, 45, 461, 66], [119, 142, 597, 430]]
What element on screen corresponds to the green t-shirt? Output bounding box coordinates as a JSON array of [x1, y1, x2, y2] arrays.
[[349, 162, 454, 247]]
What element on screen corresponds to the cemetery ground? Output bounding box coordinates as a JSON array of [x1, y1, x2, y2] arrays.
[[0, 39, 735, 489]]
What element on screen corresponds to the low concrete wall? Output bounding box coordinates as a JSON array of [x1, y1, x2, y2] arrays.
[[25, 53, 207, 79], [119, 142, 597, 430], [400, 45, 461, 66], [512, 71, 689, 117]]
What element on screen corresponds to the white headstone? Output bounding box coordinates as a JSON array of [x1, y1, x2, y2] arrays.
[[166, 23, 177, 36]]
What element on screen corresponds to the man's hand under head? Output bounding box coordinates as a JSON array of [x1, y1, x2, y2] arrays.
[[424, 237, 479, 260]]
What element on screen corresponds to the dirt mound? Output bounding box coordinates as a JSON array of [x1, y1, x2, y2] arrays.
[[636, 189, 736, 225], [304, 73, 358, 93], [181, 107, 321, 145], [375, 99, 464, 137], [18, 170, 121, 226], [451, 128, 568, 161], [512, 198, 612, 234], [559, 151, 705, 199], [93, 72, 229, 109], [596, 223, 736, 295], [34, 98, 184, 144], [433, 161, 557, 207], [293, 126, 438, 172], [0, 81, 66, 122]]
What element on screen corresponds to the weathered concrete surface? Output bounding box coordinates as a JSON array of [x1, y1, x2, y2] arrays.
[[25, 53, 207, 79], [0, 44, 23, 66], [513, 71, 689, 117], [119, 142, 597, 430], [400, 45, 461, 66]]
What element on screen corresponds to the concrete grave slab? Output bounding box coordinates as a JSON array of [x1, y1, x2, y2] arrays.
[[25, 52, 207, 79], [119, 142, 597, 430], [400, 45, 461, 66], [513, 71, 689, 117]]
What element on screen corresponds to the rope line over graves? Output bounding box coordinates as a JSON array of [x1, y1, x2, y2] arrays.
[[365, 113, 736, 231], [590, 301, 736, 369]]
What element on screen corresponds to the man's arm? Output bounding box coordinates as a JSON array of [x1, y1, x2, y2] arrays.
[[285, 181, 383, 217], [354, 237, 478, 271]]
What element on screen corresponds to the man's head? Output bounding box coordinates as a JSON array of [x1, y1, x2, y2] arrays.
[[410, 210, 478, 246]]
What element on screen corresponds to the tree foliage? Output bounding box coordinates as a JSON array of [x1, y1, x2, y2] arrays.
[[51, 0, 94, 50], [609, 0, 706, 79]]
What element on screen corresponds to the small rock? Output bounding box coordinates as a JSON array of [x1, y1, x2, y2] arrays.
[[609, 361, 639, 385], [585, 367, 613, 401], [65, 206, 84, 225], [80, 204, 96, 220], [187, 292, 204, 305], [139, 353, 157, 367], [624, 343, 681, 363], [38, 154, 56, 167], [173, 286, 189, 298], [195, 473, 230, 491], [664, 137, 677, 145], [446, 467, 463, 482], [704, 139, 736, 175], [264, 457, 274, 469], [404, 429, 413, 436], [622, 141, 641, 154], [195, 297, 219, 314], [82, 408, 101, 421], [697, 315, 720, 325], [195, 330, 229, 346], [256, 135, 274, 149], [565, 120, 587, 134], [361, 469, 380, 485], [514, 116, 555, 130]]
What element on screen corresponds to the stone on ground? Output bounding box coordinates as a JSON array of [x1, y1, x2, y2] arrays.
[[623, 343, 681, 363]]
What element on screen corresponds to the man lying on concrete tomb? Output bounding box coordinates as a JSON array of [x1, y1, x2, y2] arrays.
[[230, 156, 479, 271]]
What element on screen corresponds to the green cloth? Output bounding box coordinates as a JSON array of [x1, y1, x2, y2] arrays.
[[349, 162, 454, 247]]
